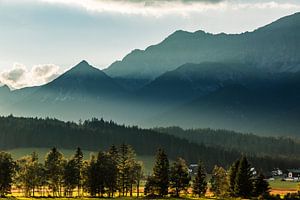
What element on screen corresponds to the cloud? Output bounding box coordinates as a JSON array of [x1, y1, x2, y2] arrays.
[[39, 0, 300, 16], [0, 63, 61, 89], [32, 64, 60, 83]]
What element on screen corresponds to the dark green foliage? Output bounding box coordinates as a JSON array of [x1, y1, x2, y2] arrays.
[[156, 127, 300, 159], [210, 165, 229, 197], [169, 157, 190, 197], [44, 147, 65, 197], [152, 148, 169, 197], [118, 144, 137, 196], [83, 155, 98, 196], [15, 152, 44, 197], [63, 159, 77, 196], [253, 173, 270, 197], [144, 175, 156, 197], [73, 147, 83, 196], [234, 156, 254, 198], [0, 152, 15, 197], [0, 115, 298, 172], [192, 161, 207, 197], [228, 159, 239, 196], [107, 145, 119, 197]]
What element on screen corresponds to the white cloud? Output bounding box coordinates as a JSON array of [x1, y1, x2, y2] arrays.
[[0, 63, 61, 89], [38, 0, 300, 16]]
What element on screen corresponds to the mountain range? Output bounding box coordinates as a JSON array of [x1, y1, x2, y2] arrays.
[[1, 12, 300, 136]]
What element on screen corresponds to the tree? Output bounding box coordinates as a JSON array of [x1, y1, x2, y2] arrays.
[[133, 162, 143, 197], [144, 175, 156, 197], [210, 165, 229, 197], [63, 159, 78, 197], [95, 151, 109, 197], [73, 147, 83, 196], [228, 159, 240, 196], [118, 144, 136, 196], [83, 155, 98, 197], [0, 152, 15, 197], [234, 156, 253, 198], [192, 161, 207, 197], [45, 147, 65, 197], [15, 152, 44, 197], [152, 148, 169, 197], [107, 146, 119, 197], [253, 173, 270, 197], [169, 157, 190, 197]]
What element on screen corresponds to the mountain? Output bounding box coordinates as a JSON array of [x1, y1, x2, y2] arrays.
[[137, 62, 273, 106], [7, 61, 130, 121], [150, 72, 300, 135], [104, 12, 300, 89]]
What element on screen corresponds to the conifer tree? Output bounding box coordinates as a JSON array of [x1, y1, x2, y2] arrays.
[[153, 148, 169, 197], [73, 147, 83, 196], [253, 173, 270, 197], [83, 155, 98, 197], [107, 145, 119, 197], [234, 156, 253, 198], [63, 159, 77, 197], [210, 165, 229, 198], [45, 147, 65, 197], [0, 152, 15, 197], [228, 159, 239, 196], [192, 161, 207, 197], [169, 157, 190, 197]]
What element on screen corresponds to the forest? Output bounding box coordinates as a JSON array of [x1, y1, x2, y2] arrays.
[[0, 115, 299, 172]]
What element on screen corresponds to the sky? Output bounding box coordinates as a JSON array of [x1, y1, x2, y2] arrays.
[[0, 0, 299, 89]]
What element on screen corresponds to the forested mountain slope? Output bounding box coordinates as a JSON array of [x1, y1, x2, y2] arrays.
[[0, 115, 298, 171]]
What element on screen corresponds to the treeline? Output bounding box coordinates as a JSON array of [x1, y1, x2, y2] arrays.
[[0, 115, 299, 171], [145, 150, 270, 199], [0, 145, 272, 199], [155, 127, 300, 158], [0, 145, 143, 197]]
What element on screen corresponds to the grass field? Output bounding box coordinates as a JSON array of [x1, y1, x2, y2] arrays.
[[4, 148, 300, 197], [7, 147, 156, 174], [269, 178, 299, 195]]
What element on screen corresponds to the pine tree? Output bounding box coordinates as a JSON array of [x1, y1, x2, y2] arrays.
[[169, 157, 190, 197], [228, 159, 239, 196], [153, 148, 169, 197], [107, 145, 119, 197], [0, 152, 15, 197], [63, 159, 78, 197], [118, 144, 136, 196], [45, 147, 65, 197], [210, 165, 229, 198], [15, 152, 44, 197], [192, 161, 207, 197], [234, 156, 253, 198], [83, 155, 98, 197], [73, 147, 83, 196], [253, 173, 270, 197]]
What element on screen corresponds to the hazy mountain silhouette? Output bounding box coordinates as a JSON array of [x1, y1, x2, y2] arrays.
[[1, 13, 300, 135], [105, 12, 300, 90]]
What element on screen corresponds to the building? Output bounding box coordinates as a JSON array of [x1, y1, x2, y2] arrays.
[[188, 164, 198, 175], [287, 169, 300, 180]]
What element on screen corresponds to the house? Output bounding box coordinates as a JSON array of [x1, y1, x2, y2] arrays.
[[271, 168, 283, 176], [287, 169, 300, 180], [188, 164, 198, 175]]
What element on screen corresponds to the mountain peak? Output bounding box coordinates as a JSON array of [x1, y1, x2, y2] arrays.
[[0, 84, 10, 92], [68, 60, 101, 75]]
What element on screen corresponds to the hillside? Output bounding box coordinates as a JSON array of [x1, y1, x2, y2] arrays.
[[155, 127, 300, 159], [0, 115, 299, 172]]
